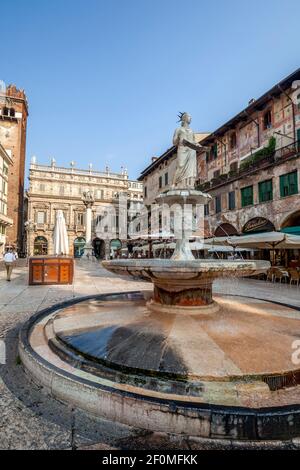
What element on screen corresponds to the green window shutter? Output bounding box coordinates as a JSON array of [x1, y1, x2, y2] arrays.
[[289, 171, 298, 195], [280, 174, 286, 197], [241, 186, 253, 207], [228, 191, 235, 210], [259, 179, 273, 202]]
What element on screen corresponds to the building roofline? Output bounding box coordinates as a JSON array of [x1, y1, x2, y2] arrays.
[[138, 131, 211, 181], [29, 162, 142, 185], [200, 67, 300, 145], [138, 145, 176, 181]]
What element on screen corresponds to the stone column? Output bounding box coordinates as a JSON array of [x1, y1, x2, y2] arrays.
[[82, 191, 95, 259], [24, 220, 36, 257]]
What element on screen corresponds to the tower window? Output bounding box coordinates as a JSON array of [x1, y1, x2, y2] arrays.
[[2, 107, 15, 117]]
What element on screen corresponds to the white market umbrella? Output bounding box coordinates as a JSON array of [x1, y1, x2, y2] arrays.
[[53, 210, 69, 255], [219, 231, 300, 249], [227, 232, 285, 249], [276, 233, 300, 249]]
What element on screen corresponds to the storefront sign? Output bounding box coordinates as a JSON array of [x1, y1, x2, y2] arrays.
[[243, 218, 274, 234]]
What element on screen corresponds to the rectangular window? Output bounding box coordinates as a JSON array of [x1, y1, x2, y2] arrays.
[[230, 133, 237, 149], [164, 172, 168, 186], [36, 211, 46, 224], [263, 110, 272, 130], [241, 185, 253, 207], [76, 212, 84, 225], [213, 143, 218, 159], [215, 195, 221, 214], [280, 170, 298, 197], [204, 204, 209, 216], [144, 186, 147, 198], [96, 189, 104, 199], [228, 191, 235, 210], [159, 176, 162, 189], [259, 179, 273, 203], [230, 161, 238, 172]]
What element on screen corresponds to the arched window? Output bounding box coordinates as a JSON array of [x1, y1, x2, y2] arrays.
[[73, 237, 86, 258]]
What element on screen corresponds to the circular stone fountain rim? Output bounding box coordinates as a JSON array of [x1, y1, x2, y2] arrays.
[[20, 292, 300, 407], [102, 259, 270, 270], [18, 292, 300, 441]]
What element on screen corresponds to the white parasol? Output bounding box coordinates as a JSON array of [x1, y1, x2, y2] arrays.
[[53, 210, 69, 255]]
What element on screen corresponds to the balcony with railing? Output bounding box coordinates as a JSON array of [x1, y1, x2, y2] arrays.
[[196, 140, 300, 192]]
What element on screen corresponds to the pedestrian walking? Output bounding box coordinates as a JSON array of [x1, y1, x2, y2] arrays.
[[3, 248, 16, 281]]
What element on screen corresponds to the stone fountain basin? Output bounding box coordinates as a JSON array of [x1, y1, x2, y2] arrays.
[[102, 259, 270, 283]]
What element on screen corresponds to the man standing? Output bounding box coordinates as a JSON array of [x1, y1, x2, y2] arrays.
[[3, 248, 16, 281]]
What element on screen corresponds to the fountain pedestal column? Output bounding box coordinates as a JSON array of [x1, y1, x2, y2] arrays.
[[146, 275, 219, 314]]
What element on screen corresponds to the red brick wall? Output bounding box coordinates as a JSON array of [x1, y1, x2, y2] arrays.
[[0, 85, 28, 250]]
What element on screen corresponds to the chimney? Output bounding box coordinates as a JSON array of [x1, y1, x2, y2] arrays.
[[151, 156, 158, 162]]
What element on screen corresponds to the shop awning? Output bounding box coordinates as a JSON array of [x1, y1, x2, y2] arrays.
[[281, 226, 300, 236]]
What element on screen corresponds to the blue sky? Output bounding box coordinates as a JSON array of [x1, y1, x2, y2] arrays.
[[1, 0, 300, 184]]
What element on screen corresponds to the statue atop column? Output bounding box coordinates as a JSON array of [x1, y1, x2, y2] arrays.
[[172, 112, 207, 189], [82, 190, 95, 208]]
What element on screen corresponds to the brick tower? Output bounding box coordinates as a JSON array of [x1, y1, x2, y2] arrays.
[[0, 84, 28, 252]]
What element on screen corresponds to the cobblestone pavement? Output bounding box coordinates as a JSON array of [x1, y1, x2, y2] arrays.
[[0, 260, 299, 450]]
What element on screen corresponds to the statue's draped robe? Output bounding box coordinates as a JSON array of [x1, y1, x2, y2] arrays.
[[172, 126, 197, 188]]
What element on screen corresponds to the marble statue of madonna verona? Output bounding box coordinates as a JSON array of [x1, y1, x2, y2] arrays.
[[172, 112, 207, 189]]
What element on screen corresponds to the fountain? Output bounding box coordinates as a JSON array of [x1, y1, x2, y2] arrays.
[[19, 113, 300, 444]]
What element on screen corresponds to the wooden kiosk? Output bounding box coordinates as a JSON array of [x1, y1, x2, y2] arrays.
[[29, 256, 74, 285]]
